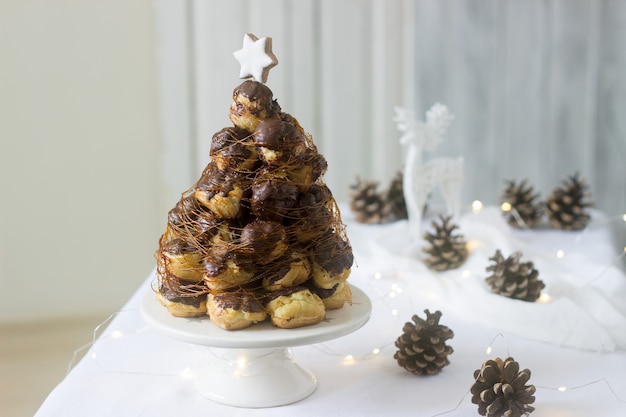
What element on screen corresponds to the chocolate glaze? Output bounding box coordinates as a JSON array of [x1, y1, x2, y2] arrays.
[[168, 195, 201, 226], [204, 252, 255, 278], [163, 238, 199, 255], [307, 281, 339, 299], [288, 184, 333, 234], [211, 127, 250, 152], [193, 211, 220, 238], [232, 81, 280, 116], [204, 258, 227, 278], [265, 286, 309, 302], [195, 163, 243, 198], [251, 178, 299, 221], [314, 233, 354, 274], [210, 127, 257, 169], [253, 119, 302, 151], [240, 220, 286, 256], [159, 280, 206, 307], [212, 291, 265, 313]]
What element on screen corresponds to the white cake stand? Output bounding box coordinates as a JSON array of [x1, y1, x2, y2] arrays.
[[140, 285, 372, 408]]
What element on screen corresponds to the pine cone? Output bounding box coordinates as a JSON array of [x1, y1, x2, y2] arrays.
[[485, 250, 545, 302], [546, 173, 592, 230], [349, 177, 389, 224], [383, 171, 408, 221], [500, 179, 543, 228], [393, 309, 454, 375], [423, 215, 468, 271], [471, 357, 536, 417]]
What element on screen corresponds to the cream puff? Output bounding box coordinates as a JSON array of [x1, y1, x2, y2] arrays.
[[250, 177, 299, 222], [194, 163, 247, 219], [160, 238, 205, 282], [207, 291, 267, 330], [210, 127, 258, 172], [307, 281, 352, 310], [203, 253, 256, 292], [229, 80, 281, 132], [310, 232, 353, 289], [261, 251, 311, 291], [265, 287, 326, 329], [239, 220, 288, 265], [156, 276, 207, 318]]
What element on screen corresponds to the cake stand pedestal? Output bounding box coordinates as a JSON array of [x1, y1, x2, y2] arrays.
[[140, 286, 372, 408]]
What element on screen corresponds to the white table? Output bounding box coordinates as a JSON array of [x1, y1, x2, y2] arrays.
[[35, 206, 626, 417]]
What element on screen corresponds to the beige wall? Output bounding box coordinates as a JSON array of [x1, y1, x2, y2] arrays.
[[0, 0, 163, 322]]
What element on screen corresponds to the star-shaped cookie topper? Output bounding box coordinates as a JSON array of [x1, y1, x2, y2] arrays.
[[233, 33, 278, 84]]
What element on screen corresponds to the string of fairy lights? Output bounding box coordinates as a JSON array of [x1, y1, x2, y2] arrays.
[[66, 201, 626, 414]]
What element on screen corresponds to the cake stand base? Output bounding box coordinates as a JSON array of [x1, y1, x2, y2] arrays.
[[194, 347, 316, 408], [140, 285, 371, 408]]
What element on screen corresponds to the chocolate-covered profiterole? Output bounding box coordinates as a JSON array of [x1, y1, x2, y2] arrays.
[[307, 281, 352, 310], [210, 127, 258, 171], [310, 232, 353, 289], [207, 291, 267, 330], [230, 80, 281, 132], [161, 238, 205, 282], [203, 252, 256, 292], [261, 251, 311, 291], [194, 163, 247, 219], [161, 194, 201, 243], [156, 277, 207, 317], [265, 287, 326, 328], [253, 119, 306, 165], [290, 184, 334, 242], [251, 178, 299, 221], [239, 220, 287, 264]]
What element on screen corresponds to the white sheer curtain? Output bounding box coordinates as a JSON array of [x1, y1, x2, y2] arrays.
[[156, 0, 626, 217]]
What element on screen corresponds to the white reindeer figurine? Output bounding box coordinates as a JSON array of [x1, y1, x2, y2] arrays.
[[395, 104, 464, 238]]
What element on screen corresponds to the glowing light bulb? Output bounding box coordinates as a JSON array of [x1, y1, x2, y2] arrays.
[[466, 239, 480, 251], [501, 202, 512, 212], [462, 270, 471, 278], [236, 357, 247, 369], [374, 272, 382, 280], [558, 386, 567, 392], [372, 348, 380, 355], [388, 291, 397, 298], [556, 250, 565, 258], [538, 293, 552, 303], [111, 330, 123, 339], [391, 309, 398, 316], [486, 346, 492, 355], [622, 213, 626, 222], [91, 352, 97, 360], [343, 355, 355, 365], [472, 200, 483, 213]]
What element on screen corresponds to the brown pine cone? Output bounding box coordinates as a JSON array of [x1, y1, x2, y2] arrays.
[[383, 171, 408, 221], [485, 250, 545, 302], [500, 179, 543, 228], [349, 177, 389, 224], [393, 309, 454, 375], [546, 173, 592, 230], [423, 215, 468, 271], [471, 357, 536, 417]]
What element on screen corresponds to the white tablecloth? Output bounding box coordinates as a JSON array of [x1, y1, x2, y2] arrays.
[[35, 207, 626, 417]]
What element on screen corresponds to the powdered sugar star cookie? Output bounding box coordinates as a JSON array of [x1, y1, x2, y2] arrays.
[[233, 33, 278, 84]]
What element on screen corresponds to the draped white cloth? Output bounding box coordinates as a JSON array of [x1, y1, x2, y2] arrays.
[[364, 206, 626, 351], [35, 206, 626, 417]]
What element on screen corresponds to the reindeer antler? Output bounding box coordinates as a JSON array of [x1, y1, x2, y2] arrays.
[[394, 103, 453, 151]]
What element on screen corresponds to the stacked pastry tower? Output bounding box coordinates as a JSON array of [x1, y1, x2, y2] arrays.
[[154, 35, 353, 330]]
